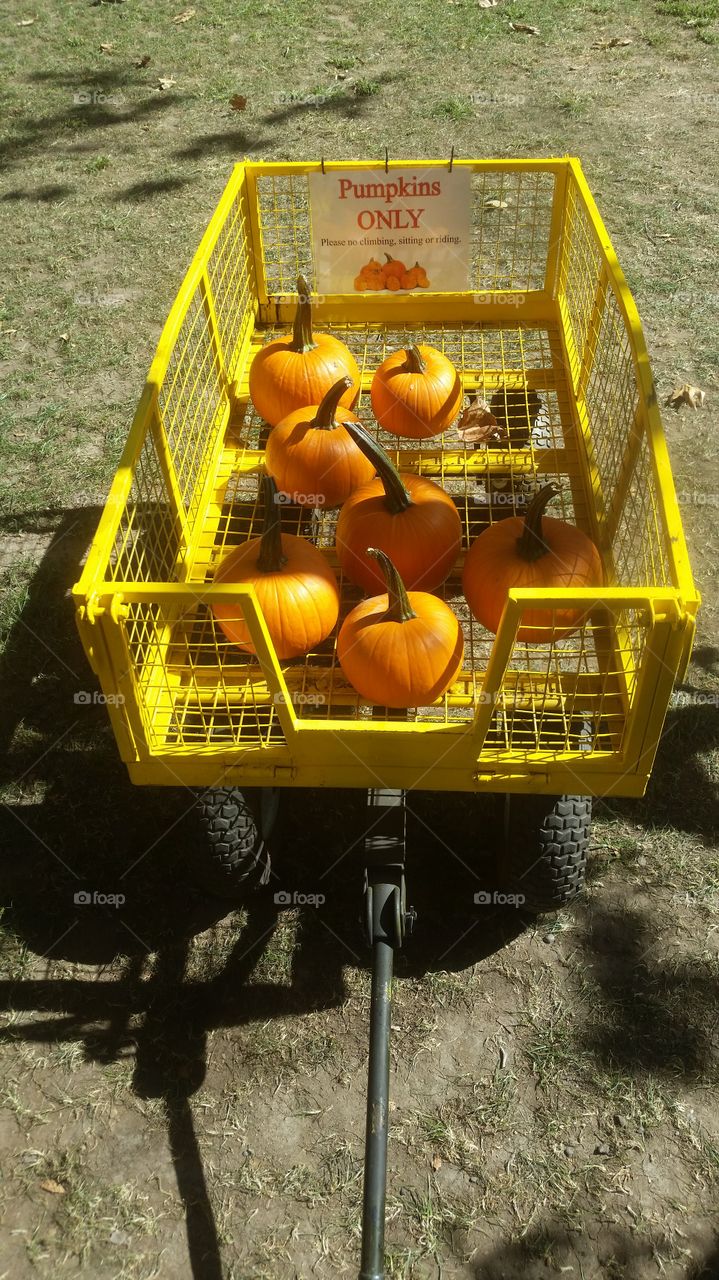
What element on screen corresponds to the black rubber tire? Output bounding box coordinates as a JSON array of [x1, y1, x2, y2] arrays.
[[500, 794, 591, 914], [195, 786, 274, 896]]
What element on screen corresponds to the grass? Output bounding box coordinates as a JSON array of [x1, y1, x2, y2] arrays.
[[1, 0, 718, 1276]]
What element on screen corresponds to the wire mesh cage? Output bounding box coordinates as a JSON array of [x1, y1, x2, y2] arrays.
[[74, 159, 698, 796]]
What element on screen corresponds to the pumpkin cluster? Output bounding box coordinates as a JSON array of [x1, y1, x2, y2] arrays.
[[212, 278, 604, 707], [354, 253, 430, 293]]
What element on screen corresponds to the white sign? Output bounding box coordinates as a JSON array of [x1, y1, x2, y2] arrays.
[[308, 167, 471, 295]]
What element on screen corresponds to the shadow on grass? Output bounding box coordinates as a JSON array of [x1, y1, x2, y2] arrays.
[[170, 75, 396, 162], [1, 185, 75, 202], [115, 175, 192, 202], [576, 901, 716, 1077], [471, 1220, 719, 1278], [0, 83, 181, 170]]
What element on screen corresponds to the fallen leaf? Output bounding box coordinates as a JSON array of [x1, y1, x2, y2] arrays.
[[58, 332, 70, 343], [484, 197, 509, 210], [39, 1179, 66, 1195], [510, 21, 539, 35], [477, 0, 500, 6], [592, 35, 633, 48], [431, 1153, 442, 1172], [457, 398, 507, 445], [172, 6, 196, 21], [665, 383, 706, 410], [134, 54, 151, 68], [157, 76, 177, 91], [17, 17, 37, 25], [99, 42, 114, 53], [229, 93, 247, 111]]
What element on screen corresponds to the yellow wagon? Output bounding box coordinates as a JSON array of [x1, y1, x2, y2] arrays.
[[73, 157, 698, 801], [73, 158, 699, 1279]]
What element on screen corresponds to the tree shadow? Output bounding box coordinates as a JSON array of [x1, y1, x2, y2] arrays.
[[1, 184, 75, 202], [575, 901, 716, 1077], [258, 72, 398, 130], [595, 644, 719, 845], [115, 175, 191, 202], [471, 1219, 719, 1278], [172, 128, 268, 162], [171, 73, 397, 162], [0, 82, 181, 170]]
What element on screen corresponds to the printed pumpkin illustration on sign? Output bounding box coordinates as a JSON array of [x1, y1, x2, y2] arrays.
[[310, 167, 471, 295], [354, 254, 431, 293]]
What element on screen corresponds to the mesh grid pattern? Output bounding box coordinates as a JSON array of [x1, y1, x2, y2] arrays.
[[557, 175, 674, 590], [206, 188, 254, 382], [109, 430, 185, 582], [112, 319, 641, 754], [157, 290, 226, 527], [255, 169, 556, 297]]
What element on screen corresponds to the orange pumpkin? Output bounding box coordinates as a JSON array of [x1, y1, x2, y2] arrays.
[[249, 275, 360, 425], [462, 483, 604, 643], [362, 269, 385, 291], [382, 252, 407, 281], [337, 548, 465, 708], [264, 376, 376, 509], [354, 274, 368, 291], [336, 420, 462, 593], [371, 344, 463, 440], [400, 265, 420, 289], [213, 476, 340, 659], [360, 257, 383, 276], [385, 275, 402, 291], [413, 263, 430, 288]]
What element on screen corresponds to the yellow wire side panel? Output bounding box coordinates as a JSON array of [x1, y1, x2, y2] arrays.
[[73, 159, 699, 797]]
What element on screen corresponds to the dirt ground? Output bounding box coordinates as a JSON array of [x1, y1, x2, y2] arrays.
[[1, 0, 718, 1277]]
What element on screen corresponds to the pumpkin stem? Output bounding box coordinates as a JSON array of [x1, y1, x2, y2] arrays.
[[367, 548, 417, 623], [290, 274, 317, 354], [342, 420, 412, 514], [312, 376, 353, 431], [404, 344, 426, 374], [516, 483, 560, 562], [256, 475, 288, 573]]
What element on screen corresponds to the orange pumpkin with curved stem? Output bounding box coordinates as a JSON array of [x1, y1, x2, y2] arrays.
[[213, 476, 340, 659], [371, 344, 462, 440], [382, 252, 407, 282], [249, 275, 360, 425], [462, 483, 604, 642], [264, 376, 375, 508], [335, 420, 461, 593], [337, 548, 465, 708]]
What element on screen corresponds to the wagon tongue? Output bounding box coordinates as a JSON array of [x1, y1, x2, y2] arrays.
[[359, 789, 415, 1280]]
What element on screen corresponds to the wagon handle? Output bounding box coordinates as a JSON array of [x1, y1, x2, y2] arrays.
[[359, 789, 415, 1280]]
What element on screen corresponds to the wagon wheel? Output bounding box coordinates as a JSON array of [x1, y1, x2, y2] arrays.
[[194, 786, 278, 897], [498, 793, 592, 914]]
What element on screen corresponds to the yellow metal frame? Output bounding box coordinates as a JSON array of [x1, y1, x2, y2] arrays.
[[73, 158, 699, 798]]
